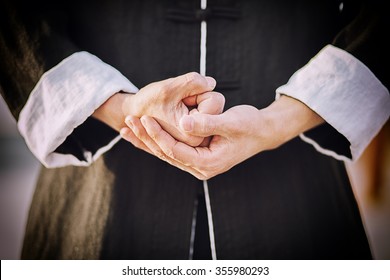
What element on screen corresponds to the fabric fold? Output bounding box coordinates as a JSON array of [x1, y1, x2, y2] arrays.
[[276, 45, 390, 161], [18, 51, 138, 168]]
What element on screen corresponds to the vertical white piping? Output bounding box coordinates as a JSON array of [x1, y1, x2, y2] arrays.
[[200, 0, 207, 11], [203, 180, 217, 260], [200, 0, 217, 260], [188, 198, 198, 259], [200, 0, 207, 76]]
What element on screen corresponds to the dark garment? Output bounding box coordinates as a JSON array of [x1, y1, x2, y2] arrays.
[[1, 0, 386, 259]]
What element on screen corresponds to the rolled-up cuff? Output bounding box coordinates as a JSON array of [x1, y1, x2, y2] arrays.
[[276, 45, 390, 161], [17, 51, 138, 168]]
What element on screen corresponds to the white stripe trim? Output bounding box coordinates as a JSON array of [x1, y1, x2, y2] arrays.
[[201, 0, 207, 10], [200, 0, 207, 76], [200, 22, 207, 76], [299, 133, 352, 162], [199, 0, 217, 261], [188, 198, 198, 260], [203, 180, 217, 260]]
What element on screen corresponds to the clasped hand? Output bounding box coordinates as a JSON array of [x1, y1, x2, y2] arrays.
[[116, 73, 267, 180], [117, 72, 323, 180]]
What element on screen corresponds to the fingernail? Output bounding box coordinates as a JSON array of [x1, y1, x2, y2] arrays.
[[180, 115, 194, 132], [205, 76, 216, 89]]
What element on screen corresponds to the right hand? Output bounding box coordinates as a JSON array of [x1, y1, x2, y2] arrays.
[[120, 96, 324, 180]]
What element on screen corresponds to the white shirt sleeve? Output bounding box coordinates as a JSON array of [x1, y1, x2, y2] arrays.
[[17, 52, 139, 168], [276, 45, 390, 161]]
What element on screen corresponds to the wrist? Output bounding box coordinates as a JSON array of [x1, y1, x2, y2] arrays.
[[93, 92, 135, 131], [259, 95, 324, 149], [255, 107, 285, 151]]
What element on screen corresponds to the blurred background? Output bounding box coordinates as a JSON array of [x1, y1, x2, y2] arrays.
[[0, 95, 389, 259], [345, 119, 390, 260], [0, 96, 40, 259]]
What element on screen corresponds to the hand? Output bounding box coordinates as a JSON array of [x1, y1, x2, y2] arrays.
[[121, 105, 267, 179], [121, 96, 324, 180], [93, 72, 225, 146]]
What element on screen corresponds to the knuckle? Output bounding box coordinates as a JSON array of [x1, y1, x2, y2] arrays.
[[159, 84, 170, 96], [168, 142, 182, 160], [196, 174, 207, 180], [184, 72, 200, 84], [207, 94, 225, 114], [201, 159, 219, 179], [202, 171, 213, 180]]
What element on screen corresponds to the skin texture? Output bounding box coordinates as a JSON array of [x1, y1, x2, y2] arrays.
[[120, 94, 325, 180], [93, 72, 225, 146]]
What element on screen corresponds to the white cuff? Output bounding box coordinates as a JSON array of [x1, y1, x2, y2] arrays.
[[17, 52, 139, 168], [276, 45, 390, 161]]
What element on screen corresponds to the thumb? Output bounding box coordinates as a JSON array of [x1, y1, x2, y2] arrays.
[[180, 114, 225, 137]]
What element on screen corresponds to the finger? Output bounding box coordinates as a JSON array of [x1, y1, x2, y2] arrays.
[[199, 136, 212, 147], [182, 95, 198, 108], [130, 116, 208, 180], [141, 116, 212, 168], [125, 116, 167, 160], [120, 127, 153, 154], [196, 91, 225, 115], [179, 113, 227, 137], [169, 72, 216, 98], [183, 91, 225, 116]]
